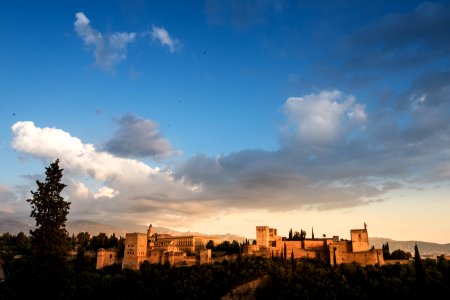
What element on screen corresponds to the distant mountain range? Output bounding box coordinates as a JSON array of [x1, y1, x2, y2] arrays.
[[0, 218, 247, 243], [369, 237, 450, 257], [1, 218, 448, 256], [0, 219, 33, 235]]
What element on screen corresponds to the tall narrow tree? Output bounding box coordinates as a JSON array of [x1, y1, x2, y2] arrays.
[[414, 243, 426, 284], [27, 159, 71, 265], [291, 249, 295, 271]]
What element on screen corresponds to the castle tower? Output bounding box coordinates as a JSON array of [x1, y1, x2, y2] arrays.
[[122, 233, 148, 270], [256, 226, 270, 248], [350, 223, 369, 252], [147, 224, 155, 239]]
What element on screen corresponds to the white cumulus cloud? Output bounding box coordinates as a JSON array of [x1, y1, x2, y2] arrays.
[[93, 187, 119, 199], [10, 121, 204, 227], [283, 90, 366, 145]]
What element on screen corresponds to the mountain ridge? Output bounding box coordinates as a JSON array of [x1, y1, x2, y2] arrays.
[[0, 218, 247, 243]]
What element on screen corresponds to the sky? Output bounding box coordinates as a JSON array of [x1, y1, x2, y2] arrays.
[[1, 0, 450, 243]]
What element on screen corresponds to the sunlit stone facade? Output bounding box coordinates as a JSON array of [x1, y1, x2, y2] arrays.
[[247, 223, 384, 267]]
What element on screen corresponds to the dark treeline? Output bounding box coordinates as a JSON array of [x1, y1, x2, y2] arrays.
[[206, 239, 241, 255], [257, 255, 450, 299], [0, 231, 125, 257], [1, 247, 450, 299], [2, 230, 450, 300]]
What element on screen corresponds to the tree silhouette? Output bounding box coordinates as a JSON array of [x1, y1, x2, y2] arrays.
[[206, 240, 215, 250], [27, 159, 71, 265], [291, 249, 295, 271], [382, 242, 390, 259], [414, 243, 426, 284]]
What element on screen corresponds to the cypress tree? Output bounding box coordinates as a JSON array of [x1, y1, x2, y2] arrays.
[[26, 159, 71, 299], [414, 244, 426, 284], [27, 159, 71, 266], [291, 249, 295, 271]]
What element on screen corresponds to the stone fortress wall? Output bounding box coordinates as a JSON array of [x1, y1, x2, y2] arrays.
[[97, 222, 385, 270], [246, 223, 384, 266]]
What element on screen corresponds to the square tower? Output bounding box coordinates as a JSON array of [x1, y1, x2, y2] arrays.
[[122, 233, 148, 270], [350, 229, 369, 252], [256, 226, 270, 248]]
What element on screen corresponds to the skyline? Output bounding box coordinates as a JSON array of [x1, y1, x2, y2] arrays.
[[1, 1, 450, 243]]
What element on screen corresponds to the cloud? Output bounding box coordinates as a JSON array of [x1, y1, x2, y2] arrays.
[[282, 90, 366, 145], [151, 25, 182, 53], [93, 187, 119, 199], [10, 121, 207, 228], [9, 81, 450, 228], [342, 1, 450, 70], [174, 90, 377, 210], [392, 70, 450, 161], [175, 85, 450, 212], [11, 121, 154, 181], [74, 12, 136, 72], [104, 114, 179, 160]]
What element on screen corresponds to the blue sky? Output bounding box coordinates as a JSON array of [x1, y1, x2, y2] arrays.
[[1, 0, 450, 243]]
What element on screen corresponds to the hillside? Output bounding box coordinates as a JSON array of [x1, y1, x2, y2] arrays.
[[0, 219, 33, 235], [370, 237, 450, 257]]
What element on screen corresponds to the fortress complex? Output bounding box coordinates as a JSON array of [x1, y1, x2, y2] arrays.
[[97, 223, 384, 270], [246, 223, 384, 266], [97, 224, 220, 270]]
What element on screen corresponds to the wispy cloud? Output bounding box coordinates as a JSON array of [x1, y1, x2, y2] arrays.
[[150, 25, 182, 53], [74, 12, 136, 72]]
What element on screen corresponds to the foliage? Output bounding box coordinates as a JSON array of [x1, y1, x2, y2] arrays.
[[206, 240, 215, 250], [382, 242, 390, 259], [390, 249, 412, 260], [214, 240, 240, 255], [27, 159, 71, 266], [414, 244, 427, 285], [1, 244, 450, 300], [287, 229, 306, 241]]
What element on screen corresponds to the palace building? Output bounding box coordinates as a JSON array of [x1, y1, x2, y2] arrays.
[[96, 224, 220, 270], [245, 223, 384, 266]]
